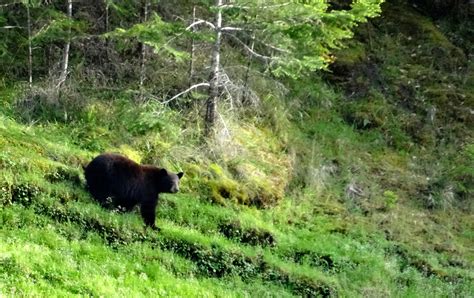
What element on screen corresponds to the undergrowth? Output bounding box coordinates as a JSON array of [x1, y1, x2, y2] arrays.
[[1, 84, 472, 296]]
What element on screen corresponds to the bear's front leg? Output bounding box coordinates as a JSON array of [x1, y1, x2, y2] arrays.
[[140, 198, 159, 230]]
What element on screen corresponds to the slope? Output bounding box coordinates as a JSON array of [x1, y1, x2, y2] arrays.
[[1, 1, 473, 297]]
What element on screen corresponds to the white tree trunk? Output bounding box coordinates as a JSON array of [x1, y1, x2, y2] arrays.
[[26, 2, 33, 89], [189, 5, 197, 84], [205, 0, 223, 136], [139, 0, 150, 89], [57, 0, 72, 88]]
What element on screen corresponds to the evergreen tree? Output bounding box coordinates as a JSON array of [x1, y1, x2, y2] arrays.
[[167, 0, 384, 135]]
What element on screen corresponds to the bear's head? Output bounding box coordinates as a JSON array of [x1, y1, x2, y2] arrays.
[[156, 168, 184, 193]]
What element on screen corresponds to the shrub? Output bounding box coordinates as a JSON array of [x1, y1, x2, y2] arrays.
[[15, 85, 86, 124]]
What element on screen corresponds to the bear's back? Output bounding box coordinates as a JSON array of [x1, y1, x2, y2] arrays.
[[91, 152, 140, 171], [85, 153, 145, 201]]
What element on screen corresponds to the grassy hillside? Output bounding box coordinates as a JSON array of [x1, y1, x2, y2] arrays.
[[1, 1, 473, 297]]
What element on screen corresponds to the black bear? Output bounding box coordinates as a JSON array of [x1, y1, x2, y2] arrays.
[[84, 153, 183, 230]]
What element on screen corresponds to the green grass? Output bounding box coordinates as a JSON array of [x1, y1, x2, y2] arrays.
[[1, 107, 472, 297], [1, 207, 296, 297], [1, 3, 473, 295]]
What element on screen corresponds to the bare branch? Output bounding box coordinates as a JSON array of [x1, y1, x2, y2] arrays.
[[221, 26, 244, 32], [219, 2, 291, 10], [217, 111, 231, 141], [230, 31, 290, 54], [186, 19, 216, 31], [260, 2, 291, 9], [248, 34, 290, 53], [162, 18, 215, 50], [224, 33, 273, 62], [164, 82, 210, 104], [0, 26, 23, 29], [219, 67, 261, 108], [0, 2, 21, 7], [218, 4, 250, 9]]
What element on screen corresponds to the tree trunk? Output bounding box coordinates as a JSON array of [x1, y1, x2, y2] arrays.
[[57, 0, 72, 88], [104, 0, 110, 59], [205, 0, 223, 136], [139, 0, 150, 91], [26, 2, 33, 89], [242, 31, 255, 105], [188, 5, 197, 84]]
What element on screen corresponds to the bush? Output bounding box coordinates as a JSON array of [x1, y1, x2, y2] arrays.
[[15, 85, 86, 124]]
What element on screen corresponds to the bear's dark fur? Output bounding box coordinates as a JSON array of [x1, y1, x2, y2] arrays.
[[84, 153, 183, 230]]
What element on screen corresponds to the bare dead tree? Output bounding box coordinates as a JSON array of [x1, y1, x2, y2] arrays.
[[104, 0, 110, 59], [139, 0, 150, 91], [57, 0, 72, 89], [188, 5, 197, 84], [166, 1, 284, 137], [26, 1, 33, 89], [205, 0, 223, 136]]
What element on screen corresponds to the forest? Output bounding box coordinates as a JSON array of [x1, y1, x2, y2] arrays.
[[0, 0, 473, 296]]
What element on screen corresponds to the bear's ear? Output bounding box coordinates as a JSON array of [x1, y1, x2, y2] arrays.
[[159, 168, 168, 176], [177, 172, 184, 179]]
